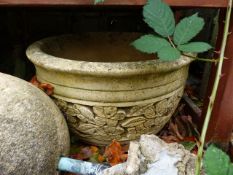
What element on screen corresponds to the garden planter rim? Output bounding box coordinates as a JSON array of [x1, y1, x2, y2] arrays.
[[26, 35, 193, 76]]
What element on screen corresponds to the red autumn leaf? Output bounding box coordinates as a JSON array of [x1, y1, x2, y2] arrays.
[[39, 83, 54, 96], [104, 140, 128, 166], [30, 75, 40, 87], [30, 76, 54, 96]]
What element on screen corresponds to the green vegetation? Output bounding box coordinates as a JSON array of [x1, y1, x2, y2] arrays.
[[132, 0, 211, 61], [204, 145, 233, 175]]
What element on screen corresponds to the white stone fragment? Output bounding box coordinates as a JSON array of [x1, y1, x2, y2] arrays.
[[102, 134, 199, 175]]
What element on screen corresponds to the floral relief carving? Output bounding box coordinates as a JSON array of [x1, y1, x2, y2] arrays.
[[53, 89, 182, 145]]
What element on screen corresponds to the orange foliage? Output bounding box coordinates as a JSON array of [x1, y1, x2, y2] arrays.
[[104, 140, 128, 166]]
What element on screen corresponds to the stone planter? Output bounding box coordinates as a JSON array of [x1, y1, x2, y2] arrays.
[[26, 33, 192, 145]]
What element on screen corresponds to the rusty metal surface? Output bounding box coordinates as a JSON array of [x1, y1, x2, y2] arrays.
[[0, 0, 228, 7]]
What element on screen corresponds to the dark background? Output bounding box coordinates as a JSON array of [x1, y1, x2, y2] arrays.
[[0, 6, 217, 98]]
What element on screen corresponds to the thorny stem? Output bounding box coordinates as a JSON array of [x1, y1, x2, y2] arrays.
[[182, 54, 218, 63], [194, 0, 232, 175], [169, 38, 217, 63]]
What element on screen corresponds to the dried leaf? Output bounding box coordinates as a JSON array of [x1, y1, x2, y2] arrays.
[[169, 121, 184, 140], [104, 140, 128, 166], [161, 135, 180, 143], [30, 76, 54, 96], [90, 146, 99, 154], [97, 154, 105, 163], [40, 83, 54, 96]]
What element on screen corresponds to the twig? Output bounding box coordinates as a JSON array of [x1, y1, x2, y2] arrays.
[[194, 0, 232, 175], [168, 36, 176, 48], [182, 54, 218, 63]]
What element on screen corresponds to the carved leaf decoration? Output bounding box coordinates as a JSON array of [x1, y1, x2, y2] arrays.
[[103, 107, 118, 118], [155, 99, 169, 115], [95, 128, 107, 136], [78, 123, 97, 134], [115, 126, 125, 135], [76, 114, 88, 123], [144, 119, 156, 128], [111, 110, 126, 120], [121, 117, 146, 127], [104, 126, 116, 134], [106, 118, 118, 127], [93, 106, 117, 118], [75, 104, 95, 122], [95, 117, 107, 126], [93, 106, 105, 118], [66, 106, 80, 117], [144, 106, 156, 118], [127, 104, 153, 117]]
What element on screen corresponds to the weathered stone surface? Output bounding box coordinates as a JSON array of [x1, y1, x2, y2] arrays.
[[95, 117, 107, 126], [54, 90, 183, 146], [78, 123, 97, 134], [75, 104, 95, 121], [121, 117, 146, 128], [111, 110, 126, 120], [143, 119, 156, 128], [101, 135, 202, 175], [127, 104, 153, 117], [106, 118, 118, 127], [127, 128, 137, 135], [155, 99, 169, 115], [0, 73, 70, 175], [27, 33, 191, 145]]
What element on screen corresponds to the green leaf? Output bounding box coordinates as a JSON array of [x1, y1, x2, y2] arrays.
[[178, 42, 212, 53], [158, 46, 181, 61], [132, 34, 170, 54], [204, 145, 232, 175], [229, 164, 233, 175], [180, 141, 196, 151], [143, 0, 175, 37], [94, 0, 105, 4], [174, 13, 204, 45]]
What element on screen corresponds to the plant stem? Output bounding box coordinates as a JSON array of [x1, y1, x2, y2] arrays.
[[182, 54, 218, 63], [168, 36, 176, 48], [194, 0, 232, 175]]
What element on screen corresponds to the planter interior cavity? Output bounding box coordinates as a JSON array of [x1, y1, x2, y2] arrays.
[[27, 32, 192, 145], [43, 33, 154, 62]]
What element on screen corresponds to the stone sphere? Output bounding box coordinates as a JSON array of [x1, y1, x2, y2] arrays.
[[0, 73, 70, 175]]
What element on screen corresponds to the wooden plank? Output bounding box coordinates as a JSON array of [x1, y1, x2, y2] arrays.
[[202, 10, 233, 148], [0, 0, 228, 7]]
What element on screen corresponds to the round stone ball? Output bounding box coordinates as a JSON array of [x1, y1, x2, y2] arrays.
[[0, 73, 70, 175]]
